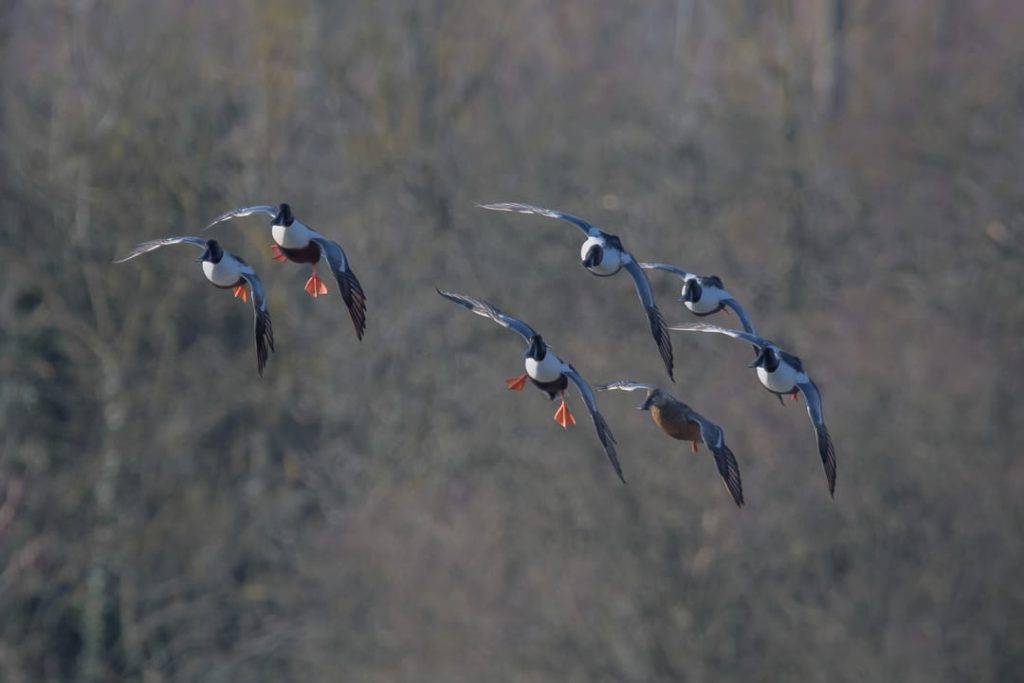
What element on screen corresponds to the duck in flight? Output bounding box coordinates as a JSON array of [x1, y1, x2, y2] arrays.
[[668, 322, 836, 496], [437, 289, 624, 483], [205, 203, 366, 340], [477, 202, 674, 381], [114, 237, 275, 375], [640, 263, 757, 334], [596, 381, 744, 506]]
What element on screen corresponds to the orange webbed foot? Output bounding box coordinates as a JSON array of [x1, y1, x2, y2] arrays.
[[691, 441, 699, 453], [505, 374, 528, 391], [790, 392, 800, 402], [304, 272, 328, 298], [554, 399, 576, 429], [232, 284, 249, 303], [271, 244, 288, 262]]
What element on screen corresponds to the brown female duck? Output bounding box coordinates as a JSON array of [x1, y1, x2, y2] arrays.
[[597, 381, 744, 506]]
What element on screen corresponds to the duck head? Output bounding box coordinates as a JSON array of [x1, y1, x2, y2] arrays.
[[273, 203, 295, 226], [636, 388, 663, 411], [749, 346, 780, 372], [524, 334, 547, 361], [680, 279, 702, 303], [582, 243, 603, 269], [197, 239, 224, 264]]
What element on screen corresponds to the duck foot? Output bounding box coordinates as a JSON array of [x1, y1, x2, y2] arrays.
[[554, 397, 576, 428], [691, 441, 699, 453], [505, 374, 528, 391], [232, 284, 248, 303], [304, 268, 328, 297], [271, 244, 288, 262], [790, 392, 799, 402]]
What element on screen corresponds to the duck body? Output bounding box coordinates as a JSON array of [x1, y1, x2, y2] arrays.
[[682, 276, 728, 315], [272, 217, 324, 264], [579, 234, 628, 276], [649, 403, 703, 442], [755, 350, 806, 396], [526, 352, 570, 398], [272, 219, 319, 252], [202, 254, 247, 288]]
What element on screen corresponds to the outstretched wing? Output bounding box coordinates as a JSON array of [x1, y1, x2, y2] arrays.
[[204, 205, 277, 231], [639, 262, 697, 281], [797, 377, 837, 497], [623, 260, 674, 381], [666, 321, 773, 350], [477, 202, 599, 237], [594, 380, 658, 393], [564, 366, 624, 484], [113, 236, 207, 263], [239, 269, 275, 376], [436, 290, 537, 343], [689, 410, 744, 507], [721, 298, 757, 335], [310, 237, 367, 340]]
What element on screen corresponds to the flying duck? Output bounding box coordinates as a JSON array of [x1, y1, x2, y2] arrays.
[[114, 237, 275, 375], [640, 262, 757, 334], [597, 381, 744, 506], [668, 322, 836, 496], [477, 202, 674, 381], [204, 203, 366, 340], [437, 289, 624, 483]]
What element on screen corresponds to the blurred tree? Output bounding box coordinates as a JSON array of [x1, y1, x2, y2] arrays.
[[0, 0, 1022, 681]]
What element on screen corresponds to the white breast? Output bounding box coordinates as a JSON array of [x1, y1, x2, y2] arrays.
[[202, 257, 243, 287], [580, 236, 623, 276], [525, 352, 564, 383], [272, 220, 315, 249], [756, 362, 804, 394], [685, 285, 727, 314]]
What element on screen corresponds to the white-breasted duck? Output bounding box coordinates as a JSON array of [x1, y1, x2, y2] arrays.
[[114, 237, 275, 375], [204, 203, 366, 340], [437, 289, 624, 483], [597, 381, 744, 506], [668, 322, 836, 496], [640, 262, 757, 334], [477, 202, 674, 381]]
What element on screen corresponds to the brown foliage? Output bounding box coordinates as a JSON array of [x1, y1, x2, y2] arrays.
[[1, 1, 1022, 680]]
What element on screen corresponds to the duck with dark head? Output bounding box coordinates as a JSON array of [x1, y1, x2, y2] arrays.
[[438, 289, 625, 484], [114, 235, 275, 376]]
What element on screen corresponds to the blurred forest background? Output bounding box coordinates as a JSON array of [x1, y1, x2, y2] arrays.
[[2, 0, 1023, 681]]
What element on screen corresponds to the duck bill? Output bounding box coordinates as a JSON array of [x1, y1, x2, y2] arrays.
[[582, 244, 603, 268], [748, 349, 768, 369], [680, 280, 699, 303], [196, 246, 213, 262], [636, 395, 655, 411]]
